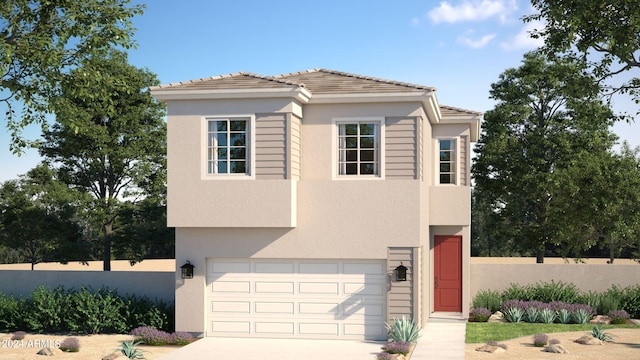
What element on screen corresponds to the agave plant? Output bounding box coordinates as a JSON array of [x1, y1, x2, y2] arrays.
[[116, 340, 146, 360], [591, 325, 614, 342], [385, 316, 422, 343]]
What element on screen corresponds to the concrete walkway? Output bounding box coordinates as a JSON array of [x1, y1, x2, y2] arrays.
[[157, 318, 467, 360]]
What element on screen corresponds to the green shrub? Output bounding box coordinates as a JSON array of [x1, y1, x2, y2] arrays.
[[0, 292, 20, 331], [472, 289, 503, 313], [22, 286, 67, 332], [531, 280, 579, 303], [620, 285, 640, 319], [122, 295, 172, 332], [385, 316, 422, 343], [577, 291, 603, 314], [67, 287, 127, 334], [502, 283, 534, 301]]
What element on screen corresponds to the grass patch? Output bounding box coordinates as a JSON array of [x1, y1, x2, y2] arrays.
[[466, 323, 640, 343]]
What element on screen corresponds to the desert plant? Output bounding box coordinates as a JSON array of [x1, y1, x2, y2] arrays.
[[557, 307, 572, 324], [469, 307, 491, 322], [382, 341, 412, 355], [607, 310, 630, 324], [59, 337, 80, 352], [385, 316, 422, 343], [472, 289, 503, 313], [533, 333, 548, 347], [130, 326, 171, 346], [591, 325, 614, 342], [117, 340, 146, 360], [501, 300, 525, 322], [572, 304, 594, 324], [524, 301, 544, 323], [11, 331, 25, 340], [539, 306, 556, 324]]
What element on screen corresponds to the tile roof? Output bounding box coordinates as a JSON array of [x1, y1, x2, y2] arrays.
[[274, 69, 436, 94], [151, 72, 301, 90], [439, 105, 483, 117], [151, 69, 436, 94]]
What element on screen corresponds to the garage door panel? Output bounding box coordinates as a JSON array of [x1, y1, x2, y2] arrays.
[[255, 262, 294, 274], [255, 302, 295, 314], [299, 302, 339, 315], [299, 262, 339, 274], [299, 323, 339, 336], [211, 281, 250, 293], [255, 322, 295, 335], [211, 301, 250, 313], [299, 282, 339, 295], [255, 281, 294, 294], [207, 259, 386, 340]]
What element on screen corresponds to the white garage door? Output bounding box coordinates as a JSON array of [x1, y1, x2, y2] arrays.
[[206, 259, 387, 340]]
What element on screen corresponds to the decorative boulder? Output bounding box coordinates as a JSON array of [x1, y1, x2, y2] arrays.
[[475, 344, 506, 353], [589, 315, 610, 325], [488, 311, 507, 323], [574, 335, 603, 345], [36, 348, 55, 356], [545, 344, 570, 354]]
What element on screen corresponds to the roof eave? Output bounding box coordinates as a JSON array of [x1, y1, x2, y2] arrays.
[[150, 87, 312, 103]]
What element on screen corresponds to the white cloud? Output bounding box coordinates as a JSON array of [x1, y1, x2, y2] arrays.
[[428, 0, 518, 24], [457, 32, 497, 48], [500, 19, 545, 50]]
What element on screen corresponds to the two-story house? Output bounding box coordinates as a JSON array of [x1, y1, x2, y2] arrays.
[[150, 69, 481, 340]]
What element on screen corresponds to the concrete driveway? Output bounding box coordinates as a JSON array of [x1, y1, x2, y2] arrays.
[[156, 337, 385, 360]]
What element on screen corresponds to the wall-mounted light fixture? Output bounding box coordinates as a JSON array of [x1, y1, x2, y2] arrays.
[[180, 261, 195, 279], [395, 262, 408, 282]]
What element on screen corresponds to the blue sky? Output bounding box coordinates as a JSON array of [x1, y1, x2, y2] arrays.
[[1, 0, 638, 182]]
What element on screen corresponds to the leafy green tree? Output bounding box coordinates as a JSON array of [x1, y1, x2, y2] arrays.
[[472, 51, 617, 263], [552, 143, 640, 263], [526, 0, 640, 105], [0, 0, 144, 152], [40, 51, 167, 271], [0, 164, 87, 269]]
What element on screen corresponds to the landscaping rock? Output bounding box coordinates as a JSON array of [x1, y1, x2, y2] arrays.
[[544, 344, 569, 354], [36, 347, 55, 356], [574, 335, 603, 345], [488, 311, 507, 323], [475, 344, 506, 353], [589, 315, 610, 325]]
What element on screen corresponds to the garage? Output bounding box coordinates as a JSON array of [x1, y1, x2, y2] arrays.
[[206, 259, 387, 340]]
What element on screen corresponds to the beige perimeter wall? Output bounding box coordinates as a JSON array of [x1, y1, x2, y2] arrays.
[[470, 262, 640, 308]]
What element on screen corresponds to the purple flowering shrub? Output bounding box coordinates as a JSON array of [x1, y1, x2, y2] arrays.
[[130, 326, 194, 346], [469, 307, 491, 322], [59, 337, 80, 352], [533, 333, 548, 347], [382, 341, 412, 355], [549, 339, 561, 345], [608, 310, 630, 324], [376, 353, 396, 360]]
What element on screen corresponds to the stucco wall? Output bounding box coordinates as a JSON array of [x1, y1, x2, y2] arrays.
[[0, 270, 174, 302]]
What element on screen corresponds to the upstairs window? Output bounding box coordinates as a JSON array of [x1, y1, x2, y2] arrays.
[[207, 118, 249, 175], [438, 139, 456, 184], [337, 122, 380, 176]]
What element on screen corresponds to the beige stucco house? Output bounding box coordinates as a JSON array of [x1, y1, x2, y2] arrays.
[[150, 69, 481, 340]]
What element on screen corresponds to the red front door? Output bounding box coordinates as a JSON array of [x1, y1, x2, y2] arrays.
[[434, 235, 462, 312]]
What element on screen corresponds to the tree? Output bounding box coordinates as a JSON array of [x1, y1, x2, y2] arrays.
[[40, 51, 167, 271], [552, 143, 640, 263], [0, 164, 86, 269], [472, 51, 617, 263], [526, 0, 640, 105], [0, 0, 144, 152]]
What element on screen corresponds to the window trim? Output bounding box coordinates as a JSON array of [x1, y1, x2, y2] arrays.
[[435, 137, 458, 185], [202, 114, 256, 180], [332, 117, 385, 180]]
